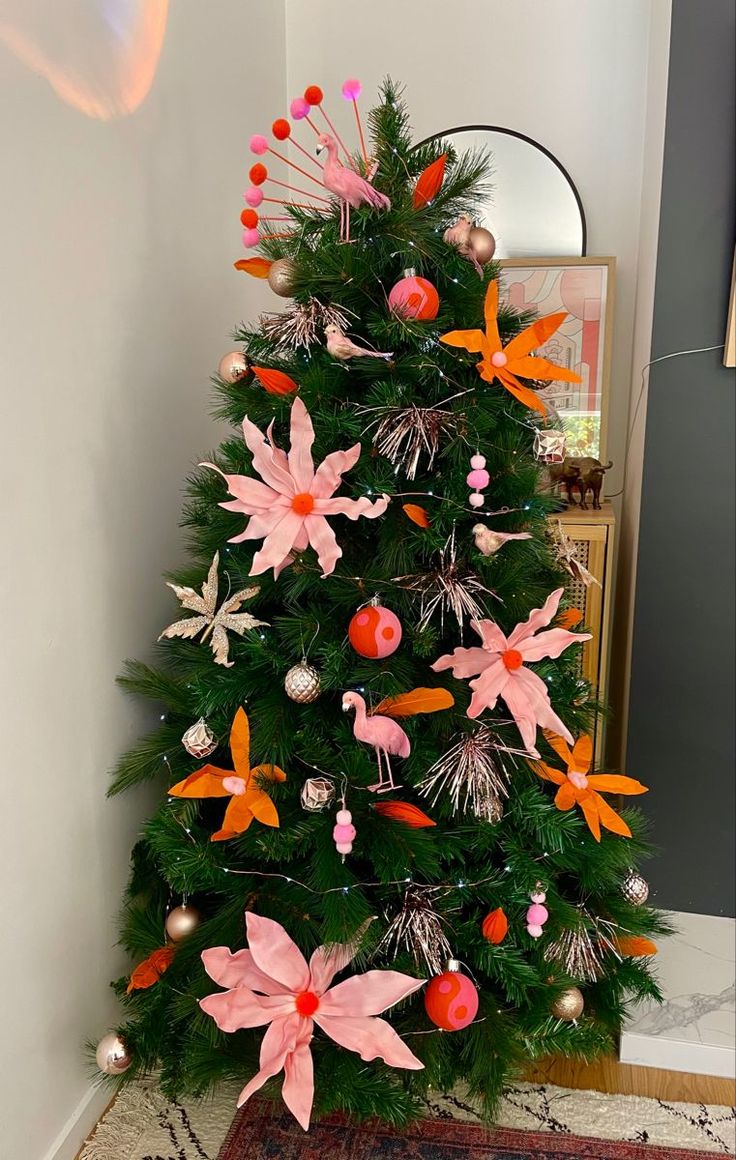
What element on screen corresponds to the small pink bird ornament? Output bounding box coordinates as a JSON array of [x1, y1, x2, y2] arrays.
[[472, 522, 533, 557], [342, 690, 410, 793], [325, 324, 393, 363], [316, 131, 391, 241]]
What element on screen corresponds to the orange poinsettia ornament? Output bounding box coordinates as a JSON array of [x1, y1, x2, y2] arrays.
[[439, 280, 581, 415], [168, 708, 286, 841], [533, 732, 648, 842]]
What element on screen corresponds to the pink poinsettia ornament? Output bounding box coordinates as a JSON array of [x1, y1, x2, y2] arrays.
[[203, 397, 389, 578], [200, 912, 425, 1130], [431, 587, 590, 757]]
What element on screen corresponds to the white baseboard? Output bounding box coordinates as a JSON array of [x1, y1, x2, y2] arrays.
[[620, 1030, 736, 1079], [42, 1084, 112, 1160]]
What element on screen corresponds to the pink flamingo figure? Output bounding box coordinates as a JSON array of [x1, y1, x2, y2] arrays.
[[316, 132, 391, 242], [342, 691, 410, 793]]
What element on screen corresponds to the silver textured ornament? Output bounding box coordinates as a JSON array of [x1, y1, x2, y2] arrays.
[[181, 718, 217, 759], [300, 776, 335, 812], [284, 660, 321, 703], [621, 869, 650, 906], [267, 257, 297, 297], [95, 1032, 132, 1076], [217, 351, 249, 383], [551, 986, 585, 1021], [165, 904, 201, 942]]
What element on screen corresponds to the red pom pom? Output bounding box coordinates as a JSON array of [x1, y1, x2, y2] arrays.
[[249, 163, 268, 186], [304, 85, 324, 106], [240, 208, 259, 228], [272, 118, 291, 141]]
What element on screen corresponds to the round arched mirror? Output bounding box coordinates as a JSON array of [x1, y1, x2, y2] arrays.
[[418, 126, 586, 258]]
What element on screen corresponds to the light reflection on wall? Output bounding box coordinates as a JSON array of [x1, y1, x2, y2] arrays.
[[0, 0, 169, 119]]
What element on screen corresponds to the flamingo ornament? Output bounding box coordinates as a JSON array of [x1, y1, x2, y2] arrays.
[[342, 691, 410, 793], [316, 132, 390, 242]]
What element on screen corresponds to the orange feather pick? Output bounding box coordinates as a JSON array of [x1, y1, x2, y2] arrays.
[[615, 935, 658, 957], [252, 366, 299, 396], [127, 945, 176, 993], [373, 801, 436, 828], [234, 257, 273, 278], [413, 153, 447, 209], [402, 503, 430, 528], [372, 687, 454, 717], [482, 907, 509, 945], [557, 607, 583, 629]]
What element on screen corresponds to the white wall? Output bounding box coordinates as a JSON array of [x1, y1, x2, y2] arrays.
[[0, 4, 285, 1158]]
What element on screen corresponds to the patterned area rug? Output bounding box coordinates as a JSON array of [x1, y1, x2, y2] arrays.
[[78, 1078, 736, 1160]]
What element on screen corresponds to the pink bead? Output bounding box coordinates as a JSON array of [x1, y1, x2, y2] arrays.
[[242, 228, 261, 248], [466, 468, 490, 489], [336, 809, 352, 825], [470, 454, 486, 470], [336, 842, 353, 855], [491, 351, 507, 368], [527, 903, 548, 926], [249, 134, 269, 155], [290, 97, 310, 119], [341, 78, 362, 100], [469, 493, 485, 508], [245, 186, 264, 207], [530, 891, 546, 904], [333, 822, 357, 843], [526, 923, 544, 938]]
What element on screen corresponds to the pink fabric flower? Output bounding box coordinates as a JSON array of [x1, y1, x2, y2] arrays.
[[200, 912, 425, 1130], [431, 587, 590, 757], [202, 397, 389, 578]]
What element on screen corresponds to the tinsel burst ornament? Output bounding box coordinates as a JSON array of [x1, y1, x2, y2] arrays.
[[284, 659, 321, 703], [551, 986, 585, 1022], [362, 401, 461, 480], [260, 298, 353, 351], [181, 718, 217, 759], [95, 1032, 132, 1076], [375, 885, 454, 974], [299, 776, 335, 812], [397, 529, 495, 632], [621, 869, 650, 906], [418, 725, 511, 822], [544, 919, 605, 982]]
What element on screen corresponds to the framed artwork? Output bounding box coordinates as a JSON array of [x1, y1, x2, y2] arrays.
[[498, 257, 615, 461]]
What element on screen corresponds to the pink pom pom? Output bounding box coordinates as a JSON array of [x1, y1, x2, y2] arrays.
[[470, 454, 487, 470], [336, 809, 352, 825], [336, 842, 353, 855], [491, 351, 507, 368], [341, 78, 362, 100], [245, 186, 264, 207], [249, 134, 269, 155], [527, 903, 549, 926], [242, 228, 261, 248], [526, 923, 544, 938], [290, 97, 310, 120], [467, 468, 490, 489], [469, 493, 485, 508], [530, 890, 547, 904], [333, 822, 357, 843]]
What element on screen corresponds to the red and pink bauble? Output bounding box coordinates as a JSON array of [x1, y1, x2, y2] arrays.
[[348, 602, 402, 659], [424, 962, 479, 1031], [388, 273, 440, 321]]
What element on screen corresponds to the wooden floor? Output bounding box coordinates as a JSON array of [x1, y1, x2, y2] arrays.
[[527, 1054, 736, 1106]]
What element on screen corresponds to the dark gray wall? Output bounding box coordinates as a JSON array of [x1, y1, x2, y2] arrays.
[[627, 0, 735, 916]]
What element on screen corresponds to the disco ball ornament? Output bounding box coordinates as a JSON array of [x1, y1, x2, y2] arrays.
[[551, 985, 585, 1021], [424, 959, 479, 1030], [284, 660, 321, 704], [300, 776, 335, 812], [267, 257, 297, 297], [181, 718, 217, 759], [165, 904, 201, 943], [468, 226, 496, 266], [388, 270, 440, 321], [348, 599, 402, 659], [95, 1032, 132, 1076], [218, 351, 249, 384], [621, 869, 650, 906]]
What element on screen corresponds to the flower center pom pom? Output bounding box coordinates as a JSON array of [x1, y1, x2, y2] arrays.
[[222, 775, 247, 796], [290, 97, 310, 120], [249, 163, 268, 185], [272, 118, 291, 141], [291, 492, 315, 515], [502, 648, 523, 671], [491, 351, 508, 368], [249, 134, 269, 156], [341, 78, 362, 100], [295, 990, 320, 1016], [304, 85, 323, 106], [569, 771, 589, 790], [240, 209, 258, 228]]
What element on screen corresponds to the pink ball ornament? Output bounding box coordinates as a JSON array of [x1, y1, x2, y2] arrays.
[[249, 134, 269, 155], [388, 273, 440, 321], [245, 186, 264, 207], [424, 961, 479, 1031], [470, 454, 487, 470], [469, 493, 485, 508], [527, 903, 549, 927], [466, 468, 490, 490], [242, 228, 261, 248], [342, 78, 362, 100], [290, 97, 310, 120], [333, 806, 355, 857]]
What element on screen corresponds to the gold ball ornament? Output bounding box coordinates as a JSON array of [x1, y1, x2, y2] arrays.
[[181, 718, 217, 759], [267, 257, 297, 297], [95, 1032, 132, 1076], [300, 776, 336, 812], [165, 904, 201, 943], [468, 226, 496, 266], [551, 986, 585, 1021], [284, 660, 321, 704], [217, 351, 249, 383], [621, 869, 650, 906]]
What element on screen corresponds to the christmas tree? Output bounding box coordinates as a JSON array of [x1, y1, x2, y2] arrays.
[[100, 80, 666, 1128]]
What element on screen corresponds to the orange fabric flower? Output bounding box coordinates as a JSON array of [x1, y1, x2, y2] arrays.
[[533, 732, 648, 842], [440, 280, 581, 416], [168, 708, 286, 841]]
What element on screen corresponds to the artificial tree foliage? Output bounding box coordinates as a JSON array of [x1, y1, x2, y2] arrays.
[[105, 80, 665, 1122]]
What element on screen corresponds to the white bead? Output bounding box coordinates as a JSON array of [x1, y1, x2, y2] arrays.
[[469, 493, 484, 508]]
